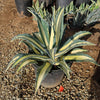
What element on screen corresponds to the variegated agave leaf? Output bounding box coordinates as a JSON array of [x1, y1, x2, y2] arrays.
[[28, 8, 50, 48], [70, 48, 88, 54], [9, 54, 50, 69], [55, 8, 64, 47], [63, 53, 100, 66], [35, 62, 52, 93], [55, 31, 94, 58], [6, 53, 25, 71], [11, 34, 46, 53], [16, 59, 37, 72], [59, 60, 71, 79]]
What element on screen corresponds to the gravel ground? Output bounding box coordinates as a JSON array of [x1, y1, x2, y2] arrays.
[[0, 0, 100, 99], [0, 67, 97, 99]]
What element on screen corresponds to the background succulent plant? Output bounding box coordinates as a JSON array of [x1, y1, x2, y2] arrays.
[[7, 8, 99, 93], [31, 0, 52, 24], [32, 0, 100, 28], [65, 0, 100, 28]]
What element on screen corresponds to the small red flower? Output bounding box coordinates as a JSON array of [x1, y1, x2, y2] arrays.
[[59, 85, 64, 92]]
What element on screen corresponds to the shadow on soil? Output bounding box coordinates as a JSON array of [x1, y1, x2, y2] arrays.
[[87, 22, 100, 100], [83, 23, 100, 99], [89, 50, 100, 99]]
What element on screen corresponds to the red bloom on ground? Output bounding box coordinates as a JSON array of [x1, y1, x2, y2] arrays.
[[59, 85, 64, 92]]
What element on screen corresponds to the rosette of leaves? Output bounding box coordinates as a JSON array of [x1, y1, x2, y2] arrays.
[[6, 8, 99, 93], [65, 0, 100, 28]]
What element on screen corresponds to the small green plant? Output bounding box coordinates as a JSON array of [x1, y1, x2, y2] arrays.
[[90, 0, 100, 10], [32, 0, 47, 18], [31, 0, 52, 24], [65, 1, 76, 15], [7, 8, 99, 93]]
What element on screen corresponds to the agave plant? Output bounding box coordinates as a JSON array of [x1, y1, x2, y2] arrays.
[[65, 0, 100, 28], [6, 8, 99, 93], [32, 0, 47, 18], [31, 0, 52, 24]]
